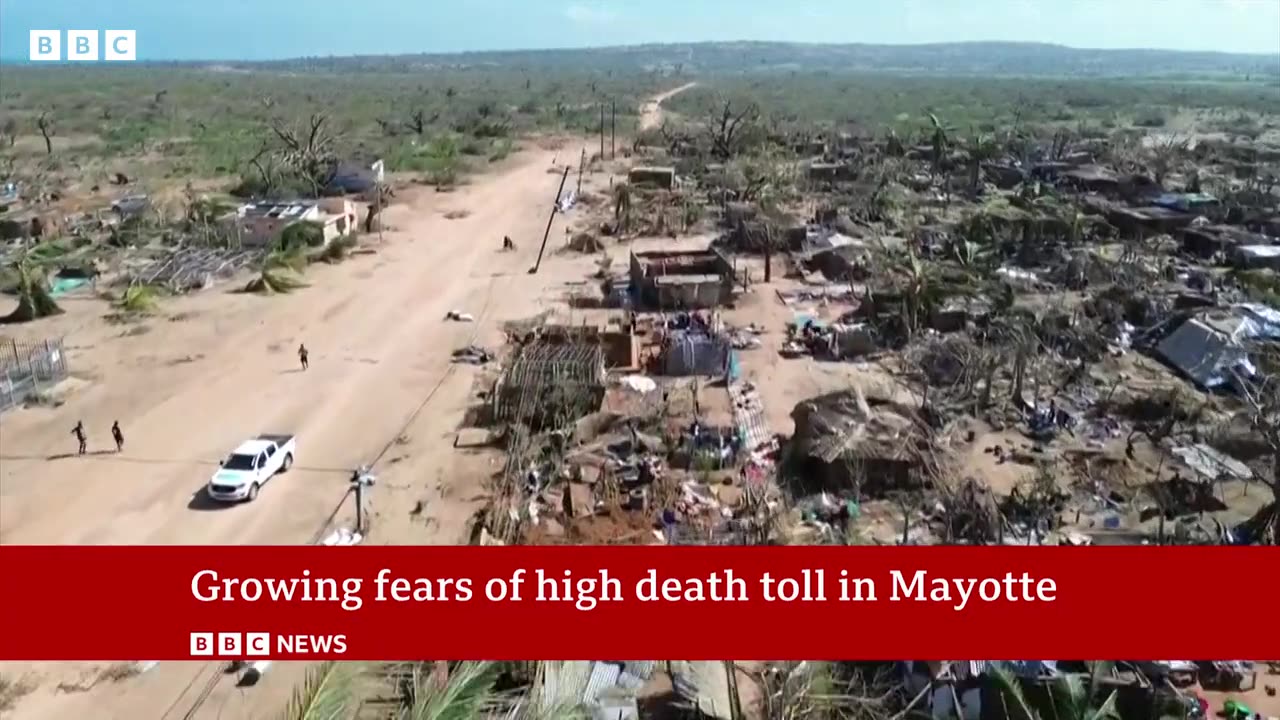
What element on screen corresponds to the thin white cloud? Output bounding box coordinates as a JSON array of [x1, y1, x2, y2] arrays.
[[564, 3, 618, 24]]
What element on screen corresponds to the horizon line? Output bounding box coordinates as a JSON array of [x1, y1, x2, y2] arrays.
[[1, 38, 1278, 66]]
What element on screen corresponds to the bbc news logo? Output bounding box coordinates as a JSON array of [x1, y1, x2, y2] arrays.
[[29, 30, 136, 62], [189, 632, 348, 656]]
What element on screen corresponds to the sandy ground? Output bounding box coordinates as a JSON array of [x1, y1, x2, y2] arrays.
[[0, 139, 608, 719]]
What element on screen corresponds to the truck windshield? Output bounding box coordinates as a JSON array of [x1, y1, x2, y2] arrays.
[[222, 454, 257, 471]]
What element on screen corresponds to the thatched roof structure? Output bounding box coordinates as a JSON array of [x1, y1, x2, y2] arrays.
[[790, 388, 928, 464]]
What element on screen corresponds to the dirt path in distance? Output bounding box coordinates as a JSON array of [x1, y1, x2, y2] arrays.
[[639, 81, 698, 131]]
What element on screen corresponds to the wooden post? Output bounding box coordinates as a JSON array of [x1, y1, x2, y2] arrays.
[[599, 104, 605, 159], [610, 100, 616, 159], [530, 166, 571, 274], [355, 479, 366, 534], [576, 148, 586, 196]]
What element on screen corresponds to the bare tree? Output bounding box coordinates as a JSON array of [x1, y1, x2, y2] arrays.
[[245, 141, 280, 196], [36, 111, 55, 155], [1145, 135, 1187, 186], [267, 113, 340, 196], [704, 97, 760, 160], [1235, 347, 1280, 544], [0, 116, 16, 148]]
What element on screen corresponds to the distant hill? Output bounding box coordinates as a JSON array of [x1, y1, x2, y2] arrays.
[[214, 41, 1279, 80]]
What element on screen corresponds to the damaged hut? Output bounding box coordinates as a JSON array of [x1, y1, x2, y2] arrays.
[[492, 339, 608, 429], [789, 389, 930, 494]]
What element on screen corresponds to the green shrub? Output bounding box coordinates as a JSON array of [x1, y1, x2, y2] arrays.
[[280, 220, 326, 251]]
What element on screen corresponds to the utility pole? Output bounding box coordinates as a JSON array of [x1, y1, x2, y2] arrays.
[[530, 165, 571, 275], [371, 159, 385, 244], [610, 99, 616, 159], [351, 467, 375, 534], [599, 104, 605, 159], [576, 148, 586, 197]]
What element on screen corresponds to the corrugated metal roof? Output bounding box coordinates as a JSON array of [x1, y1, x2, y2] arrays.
[[622, 661, 657, 680], [1156, 319, 1245, 389], [584, 662, 622, 704]]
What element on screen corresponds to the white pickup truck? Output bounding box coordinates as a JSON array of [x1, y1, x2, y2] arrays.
[[207, 434, 296, 503]]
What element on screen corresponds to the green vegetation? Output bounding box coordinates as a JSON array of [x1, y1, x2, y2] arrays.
[[0, 65, 661, 186], [1, 242, 71, 323], [244, 246, 309, 294], [280, 220, 327, 251], [277, 661, 588, 720], [115, 284, 160, 314], [664, 72, 1279, 136]]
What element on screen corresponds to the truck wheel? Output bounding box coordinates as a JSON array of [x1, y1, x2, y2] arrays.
[[247, 483, 259, 501], [281, 453, 293, 472]]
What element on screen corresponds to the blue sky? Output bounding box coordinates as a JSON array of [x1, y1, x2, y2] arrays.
[[1, 0, 1278, 61]]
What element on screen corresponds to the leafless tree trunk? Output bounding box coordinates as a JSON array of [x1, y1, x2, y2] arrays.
[[36, 111, 54, 154], [705, 98, 760, 160]]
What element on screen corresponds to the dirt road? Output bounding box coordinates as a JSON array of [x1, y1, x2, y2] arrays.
[[0, 142, 593, 719], [639, 81, 697, 131]]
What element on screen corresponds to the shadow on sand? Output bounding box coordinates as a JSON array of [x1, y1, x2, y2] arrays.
[[187, 486, 237, 512]]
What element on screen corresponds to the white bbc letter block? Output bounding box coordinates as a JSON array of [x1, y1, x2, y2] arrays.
[[67, 30, 99, 61], [104, 30, 136, 61], [29, 30, 60, 62], [217, 632, 242, 657], [246, 633, 271, 656], [190, 632, 214, 656]]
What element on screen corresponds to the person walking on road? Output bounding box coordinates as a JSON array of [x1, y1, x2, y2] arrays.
[[298, 344, 309, 371], [71, 421, 87, 455], [111, 421, 124, 453]]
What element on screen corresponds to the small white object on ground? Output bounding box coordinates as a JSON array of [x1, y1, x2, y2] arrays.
[[445, 310, 475, 322], [620, 375, 657, 393]]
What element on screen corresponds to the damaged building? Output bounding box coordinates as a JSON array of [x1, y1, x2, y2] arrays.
[[629, 248, 735, 310], [492, 338, 608, 429], [789, 389, 931, 494]]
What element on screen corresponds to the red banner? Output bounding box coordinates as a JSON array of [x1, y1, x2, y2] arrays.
[[0, 545, 1274, 660]]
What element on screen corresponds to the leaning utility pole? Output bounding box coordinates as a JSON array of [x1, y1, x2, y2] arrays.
[[529, 165, 571, 274]]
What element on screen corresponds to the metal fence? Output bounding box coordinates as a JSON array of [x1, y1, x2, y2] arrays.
[[0, 337, 69, 413]]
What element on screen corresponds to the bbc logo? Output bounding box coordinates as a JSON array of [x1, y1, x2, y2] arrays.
[[190, 632, 271, 657], [29, 30, 136, 62]]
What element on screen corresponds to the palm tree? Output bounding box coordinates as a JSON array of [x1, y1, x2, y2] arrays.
[[280, 662, 358, 720], [964, 132, 1000, 196], [245, 246, 308, 294], [880, 244, 940, 340], [2, 243, 70, 324], [397, 661, 587, 720], [926, 113, 953, 179], [990, 663, 1121, 720]]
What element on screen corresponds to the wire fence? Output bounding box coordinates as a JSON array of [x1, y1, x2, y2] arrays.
[[0, 337, 69, 413]]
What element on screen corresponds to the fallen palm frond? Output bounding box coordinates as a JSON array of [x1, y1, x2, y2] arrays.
[[398, 660, 501, 720], [245, 247, 310, 294], [279, 662, 358, 720], [116, 284, 160, 314], [318, 235, 358, 264], [245, 267, 308, 294]]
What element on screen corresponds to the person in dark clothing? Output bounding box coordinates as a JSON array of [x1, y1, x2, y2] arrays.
[[298, 344, 309, 371], [111, 421, 124, 453], [72, 421, 87, 455], [502, 235, 516, 251]]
